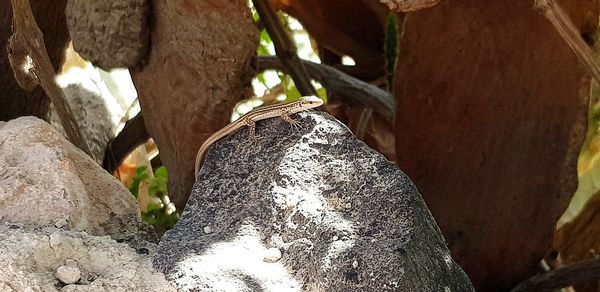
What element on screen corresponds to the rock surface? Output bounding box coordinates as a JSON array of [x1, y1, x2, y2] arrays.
[[154, 112, 473, 291], [56, 265, 81, 284], [131, 0, 258, 211], [50, 82, 116, 164], [66, 0, 149, 69], [0, 117, 140, 236], [0, 224, 174, 291]]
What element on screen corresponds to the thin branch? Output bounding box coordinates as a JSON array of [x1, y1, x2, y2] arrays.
[[8, 0, 91, 156], [534, 0, 600, 85], [255, 56, 395, 121], [356, 108, 373, 140], [511, 257, 600, 291], [103, 113, 149, 173], [252, 0, 316, 96]]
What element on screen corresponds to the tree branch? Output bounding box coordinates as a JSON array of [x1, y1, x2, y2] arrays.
[[8, 0, 91, 156], [255, 56, 395, 121], [252, 0, 316, 96], [534, 0, 600, 85], [103, 113, 149, 173], [511, 257, 600, 291]]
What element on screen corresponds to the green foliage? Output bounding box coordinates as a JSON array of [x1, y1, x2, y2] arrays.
[[128, 166, 149, 199], [385, 14, 399, 92], [128, 166, 179, 232], [251, 5, 327, 102], [279, 73, 302, 101], [316, 86, 328, 102]]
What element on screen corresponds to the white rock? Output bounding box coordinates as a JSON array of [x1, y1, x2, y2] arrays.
[[54, 219, 69, 228], [203, 226, 213, 234], [263, 247, 282, 263], [56, 265, 81, 284], [0, 117, 140, 236], [0, 281, 14, 291], [0, 225, 175, 291]]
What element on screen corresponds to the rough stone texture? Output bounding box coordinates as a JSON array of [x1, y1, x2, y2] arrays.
[[0, 225, 174, 291], [379, 0, 439, 12], [50, 83, 115, 164], [66, 0, 149, 70], [393, 1, 598, 290], [0, 116, 140, 236], [56, 265, 81, 284], [0, 0, 69, 120], [131, 0, 258, 210], [154, 112, 474, 291]]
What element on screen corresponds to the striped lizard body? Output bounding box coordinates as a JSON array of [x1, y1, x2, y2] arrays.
[[194, 95, 323, 179]]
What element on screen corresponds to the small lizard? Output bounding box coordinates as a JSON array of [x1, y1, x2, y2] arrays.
[[194, 95, 323, 178]]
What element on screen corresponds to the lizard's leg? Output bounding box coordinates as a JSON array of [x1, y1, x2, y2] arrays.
[[280, 110, 302, 131], [244, 117, 257, 141], [244, 117, 267, 143]]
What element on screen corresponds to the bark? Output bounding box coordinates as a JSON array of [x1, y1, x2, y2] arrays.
[[0, 0, 69, 121], [272, 0, 388, 81], [131, 0, 258, 210], [393, 0, 597, 290], [273, 0, 396, 160]]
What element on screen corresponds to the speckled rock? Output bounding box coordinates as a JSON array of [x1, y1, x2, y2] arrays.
[[153, 112, 474, 291], [0, 225, 174, 291], [66, 0, 149, 69], [0, 117, 140, 236], [50, 82, 115, 164]]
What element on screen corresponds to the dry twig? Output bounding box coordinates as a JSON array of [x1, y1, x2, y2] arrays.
[[252, 0, 316, 96], [534, 0, 600, 85], [511, 257, 600, 291], [8, 0, 91, 155], [256, 56, 395, 121]]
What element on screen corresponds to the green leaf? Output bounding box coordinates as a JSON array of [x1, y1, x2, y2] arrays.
[[128, 166, 149, 198], [316, 87, 328, 103], [256, 72, 269, 88], [281, 75, 301, 101], [154, 166, 168, 179]]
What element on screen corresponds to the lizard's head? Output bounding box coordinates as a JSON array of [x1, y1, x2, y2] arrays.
[[299, 95, 324, 108]]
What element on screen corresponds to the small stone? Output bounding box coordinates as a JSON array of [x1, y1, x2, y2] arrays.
[[352, 260, 359, 268], [203, 226, 213, 234], [332, 235, 339, 241], [0, 282, 14, 292], [56, 265, 81, 284], [345, 203, 352, 209], [263, 248, 282, 263], [54, 218, 68, 228]]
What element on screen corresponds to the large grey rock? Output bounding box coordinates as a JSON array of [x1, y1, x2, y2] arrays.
[[154, 112, 474, 291], [66, 0, 149, 69], [50, 83, 116, 164], [0, 224, 174, 291], [0, 117, 140, 236]]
